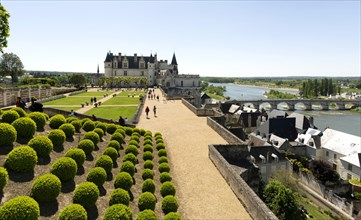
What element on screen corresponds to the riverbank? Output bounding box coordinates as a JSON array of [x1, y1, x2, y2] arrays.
[[234, 82, 300, 92]]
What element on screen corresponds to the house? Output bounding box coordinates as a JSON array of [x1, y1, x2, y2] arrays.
[[287, 112, 314, 134], [296, 128, 323, 159], [200, 92, 212, 105]]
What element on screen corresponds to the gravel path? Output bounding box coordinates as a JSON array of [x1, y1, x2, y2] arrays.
[[137, 89, 251, 220]]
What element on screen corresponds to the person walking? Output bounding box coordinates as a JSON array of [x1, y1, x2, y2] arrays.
[[145, 106, 150, 118], [153, 105, 157, 117]]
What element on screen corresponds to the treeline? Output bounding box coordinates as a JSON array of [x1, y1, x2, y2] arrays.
[[264, 89, 297, 99], [204, 84, 226, 96], [300, 78, 341, 98]]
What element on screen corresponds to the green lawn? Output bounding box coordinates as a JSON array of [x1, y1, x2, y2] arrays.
[[71, 91, 112, 97], [51, 106, 81, 111], [102, 97, 141, 105], [117, 91, 145, 97], [84, 106, 138, 120], [43, 97, 97, 105], [299, 197, 333, 220]]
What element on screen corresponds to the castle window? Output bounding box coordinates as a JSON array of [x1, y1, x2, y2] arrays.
[[123, 62, 128, 68], [141, 71, 144, 76], [124, 71, 127, 76], [140, 62, 145, 69]]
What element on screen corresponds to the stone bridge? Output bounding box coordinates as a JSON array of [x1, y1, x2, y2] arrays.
[[226, 99, 361, 111]]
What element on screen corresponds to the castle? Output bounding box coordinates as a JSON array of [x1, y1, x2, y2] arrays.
[[104, 51, 200, 89]]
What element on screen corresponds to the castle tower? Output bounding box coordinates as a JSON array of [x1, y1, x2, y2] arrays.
[[104, 51, 113, 77]]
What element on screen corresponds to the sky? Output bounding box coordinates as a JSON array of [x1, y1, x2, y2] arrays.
[[1, 0, 360, 77]]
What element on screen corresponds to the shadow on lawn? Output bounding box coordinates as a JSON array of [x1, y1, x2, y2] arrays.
[[8, 170, 34, 182], [39, 200, 59, 217]]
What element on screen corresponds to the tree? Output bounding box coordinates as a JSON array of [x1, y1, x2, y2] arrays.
[[309, 160, 340, 184], [69, 74, 86, 87], [0, 52, 24, 83], [0, 4, 10, 53]]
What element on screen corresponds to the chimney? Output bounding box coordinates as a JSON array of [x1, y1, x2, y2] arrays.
[[134, 53, 137, 62]]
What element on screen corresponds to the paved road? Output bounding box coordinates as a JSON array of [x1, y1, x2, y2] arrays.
[[137, 89, 251, 219]]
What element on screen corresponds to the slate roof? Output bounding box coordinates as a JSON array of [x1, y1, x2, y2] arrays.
[[268, 109, 288, 119], [171, 53, 178, 65], [257, 117, 298, 141], [321, 128, 361, 156], [287, 112, 311, 132], [340, 153, 361, 167], [228, 104, 241, 114], [200, 92, 211, 99], [104, 52, 157, 69]]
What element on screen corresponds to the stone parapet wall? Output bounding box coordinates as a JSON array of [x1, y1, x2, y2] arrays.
[[181, 98, 216, 117], [207, 117, 247, 144]]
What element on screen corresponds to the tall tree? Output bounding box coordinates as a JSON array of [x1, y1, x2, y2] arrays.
[[69, 74, 86, 87], [0, 52, 24, 83], [0, 4, 10, 53]]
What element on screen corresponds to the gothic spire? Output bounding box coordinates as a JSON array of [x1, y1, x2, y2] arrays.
[[171, 52, 178, 65]]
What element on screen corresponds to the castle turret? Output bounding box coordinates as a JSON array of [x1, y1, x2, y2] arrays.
[[104, 52, 113, 77]]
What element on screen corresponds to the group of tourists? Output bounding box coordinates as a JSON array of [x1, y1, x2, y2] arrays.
[[16, 96, 43, 112], [145, 105, 157, 118], [147, 89, 159, 101]]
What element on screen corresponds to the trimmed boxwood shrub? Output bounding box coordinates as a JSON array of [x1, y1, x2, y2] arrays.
[[162, 195, 179, 214], [11, 117, 37, 139], [142, 169, 154, 180], [58, 204, 87, 220], [28, 135, 53, 157], [138, 192, 156, 211], [65, 148, 86, 166], [1, 110, 20, 124], [0, 196, 39, 220], [142, 179, 155, 193], [154, 132, 162, 137], [115, 128, 126, 137], [81, 117, 91, 126], [43, 112, 49, 120], [0, 123, 17, 147], [133, 128, 140, 134], [82, 120, 95, 132], [48, 129, 66, 147], [59, 123, 76, 139], [78, 139, 95, 155], [120, 161, 136, 176], [28, 112, 46, 130], [156, 143, 166, 150], [106, 124, 117, 134], [114, 172, 133, 191], [160, 181, 176, 197], [136, 209, 157, 220], [130, 135, 139, 143], [87, 167, 107, 187], [12, 107, 27, 117], [158, 156, 168, 164], [111, 132, 124, 144], [164, 212, 182, 220], [50, 157, 78, 182], [95, 155, 113, 174], [123, 153, 138, 164], [125, 145, 138, 156], [109, 188, 130, 206], [71, 119, 82, 133], [83, 131, 100, 145], [107, 140, 121, 151], [158, 149, 167, 157], [5, 146, 38, 173], [103, 147, 118, 163], [143, 151, 153, 161], [95, 122, 107, 133], [49, 114, 66, 129], [144, 160, 154, 169], [31, 174, 61, 201], [66, 116, 77, 123], [128, 140, 138, 147], [73, 181, 99, 208], [94, 128, 104, 139], [143, 144, 154, 153], [160, 172, 172, 183], [156, 138, 164, 145], [143, 139, 153, 146], [124, 127, 133, 136], [139, 128, 146, 136], [0, 167, 9, 192], [103, 204, 132, 220]]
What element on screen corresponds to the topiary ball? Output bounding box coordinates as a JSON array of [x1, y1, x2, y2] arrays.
[[143, 151, 153, 161], [58, 204, 87, 220], [109, 188, 130, 206], [103, 147, 118, 163], [158, 156, 168, 164], [0, 123, 17, 147], [59, 123, 76, 139], [154, 132, 162, 138], [130, 135, 139, 143], [48, 129, 66, 148], [73, 181, 99, 208], [78, 139, 95, 155], [160, 172, 172, 183], [143, 144, 154, 153], [158, 149, 167, 157], [86, 167, 107, 187], [0, 196, 39, 220], [156, 143, 166, 150], [128, 140, 138, 148], [138, 192, 157, 211], [163, 212, 182, 220], [125, 127, 133, 136], [106, 124, 117, 134], [50, 157, 77, 182], [142, 169, 154, 180], [12, 107, 27, 117], [136, 209, 157, 220], [93, 128, 104, 139], [71, 119, 82, 133], [103, 204, 132, 220], [28, 135, 53, 157], [144, 160, 154, 170], [1, 110, 20, 124], [125, 145, 138, 156], [95, 155, 113, 175], [31, 174, 61, 202], [95, 122, 107, 133], [11, 117, 37, 139], [162, 195, 179, 214], [83, 131, 100, 145], [115, 128, 126, 137], [160, 181, 176, 197], [5, 146, 38, 173], [81, 117, 92, 126], [156, 138, 164, 145], [65, 148, 86, 167], [159, 162, 170, 173], [143, 139, 153, 146], [120, 161, 135, 177], [107, 140, 121, 151], [110, 132, 124, 145], [66, 116, 78, 123], [49, 114, 66, 129], [142, 179, 155, 193], [123, 153, 138, 164], [133, 128, 140, 134], [0, 167, 9, 192], [114, 172, 133, 191], [82, 120, 95, 132], [42, 112, 49, 120], [28, 112, 46, 130]]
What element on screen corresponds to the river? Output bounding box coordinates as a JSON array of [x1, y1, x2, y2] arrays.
[[210, 83, 361, 137]]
